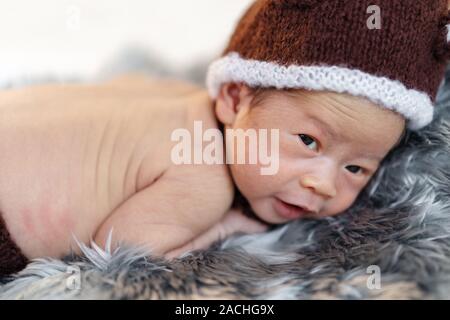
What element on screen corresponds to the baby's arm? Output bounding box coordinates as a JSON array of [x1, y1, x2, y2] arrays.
[[165, 209, 269, 259], [94, 166, 233, 257]]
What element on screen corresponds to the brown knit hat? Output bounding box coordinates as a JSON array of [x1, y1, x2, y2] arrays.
[[206, 0, 450, 130]]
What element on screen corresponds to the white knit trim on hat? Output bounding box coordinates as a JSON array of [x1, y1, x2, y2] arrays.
[[206, 52, 434, 130], [446, 24, 450, 42]]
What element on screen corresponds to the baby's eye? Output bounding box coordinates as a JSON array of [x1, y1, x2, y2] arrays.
[[346, 165, 363, 174], [298, 134, 318, 151]]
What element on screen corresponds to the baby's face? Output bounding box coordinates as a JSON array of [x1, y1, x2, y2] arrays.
[[215, 84, 405, 224]]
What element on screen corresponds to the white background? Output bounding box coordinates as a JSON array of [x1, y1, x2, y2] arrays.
[[0, 0, 253, 79]]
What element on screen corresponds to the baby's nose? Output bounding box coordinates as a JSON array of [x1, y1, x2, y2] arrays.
[[300, 175, 337, 198]]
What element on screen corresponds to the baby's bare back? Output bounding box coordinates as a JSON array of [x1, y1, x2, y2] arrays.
[[0, 75, 233, 259]]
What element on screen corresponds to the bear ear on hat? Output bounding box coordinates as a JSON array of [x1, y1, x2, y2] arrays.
[[433, 12, 450, 62]]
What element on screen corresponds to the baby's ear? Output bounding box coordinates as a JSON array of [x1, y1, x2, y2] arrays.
[[215, 83, 253, 126]]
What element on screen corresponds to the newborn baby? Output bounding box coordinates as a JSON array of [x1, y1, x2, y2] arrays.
[[0, 75, 403, 261], [1, 0, 447, 275]]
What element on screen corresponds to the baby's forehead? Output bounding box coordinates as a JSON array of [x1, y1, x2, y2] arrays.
[[251, 87, 405, 144], [256, 88, 402, 121], [289, 89, 376, 107]]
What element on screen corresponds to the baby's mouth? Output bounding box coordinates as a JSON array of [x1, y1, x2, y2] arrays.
[[273, 198, 314, 220]]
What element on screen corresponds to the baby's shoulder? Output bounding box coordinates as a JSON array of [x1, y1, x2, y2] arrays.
[[168, 160, 235, 209]]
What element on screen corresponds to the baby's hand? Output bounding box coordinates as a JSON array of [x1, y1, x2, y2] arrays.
[[165, 208, 269, 259]]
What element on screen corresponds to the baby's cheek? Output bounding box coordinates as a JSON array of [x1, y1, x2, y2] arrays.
[[322, 189, 360, 217], [231, 162, 273, 196], [231, 163, 260, 191]]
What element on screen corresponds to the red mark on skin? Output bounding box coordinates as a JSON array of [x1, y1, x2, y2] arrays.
[[41, 201, 71, 253], [39, 201, 54, 247], [58, 209, 73, 231], [20, 200, 58, 254], [41, 201, 76, 255], [21, 207, 35, 235], [20, 206, 50, 256], [19, 184, 78, 257], [21, 207, 50, 252], [57, 208, 75, 239]]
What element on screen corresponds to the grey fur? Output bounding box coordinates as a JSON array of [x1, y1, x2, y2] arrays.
[[1, 51, 449, 299]]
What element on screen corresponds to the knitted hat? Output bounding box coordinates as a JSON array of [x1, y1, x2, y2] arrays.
[[206, 0, 450, 130]]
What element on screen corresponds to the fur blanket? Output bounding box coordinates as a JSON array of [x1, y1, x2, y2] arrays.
[[1, 54, 450, 300]]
